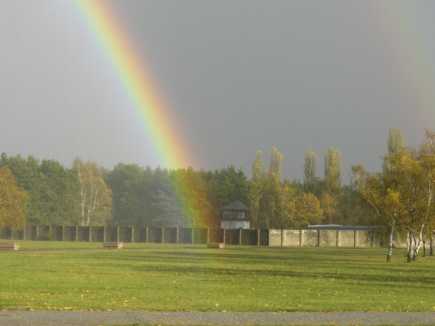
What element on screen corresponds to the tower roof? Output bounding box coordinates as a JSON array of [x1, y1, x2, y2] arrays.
[[221, 200, 250, 211]]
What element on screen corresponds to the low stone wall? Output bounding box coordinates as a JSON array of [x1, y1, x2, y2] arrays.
[[1, 225, 433, 248], [269, 229, 395, 248], [267, 229, 433, 248]]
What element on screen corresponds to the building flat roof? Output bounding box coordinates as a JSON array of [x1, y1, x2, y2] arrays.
[[307, 224, 381, 231]]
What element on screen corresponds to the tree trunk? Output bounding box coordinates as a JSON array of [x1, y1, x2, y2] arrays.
[[413, 239, 422, 258], [407, 231, 413, 263], [386, 228, 394, 262], [412, 229, 424, 259], [430, 235, 434, 256], [423, 240, 426, 257]]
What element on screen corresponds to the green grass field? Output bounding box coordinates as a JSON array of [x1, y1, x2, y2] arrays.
[[0, 242, 434, 312]]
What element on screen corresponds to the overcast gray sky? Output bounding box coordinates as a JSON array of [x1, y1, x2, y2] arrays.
[[1, 1, 435, 183]]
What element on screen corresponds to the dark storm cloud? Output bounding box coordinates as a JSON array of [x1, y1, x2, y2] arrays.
[[1, 1, 434, 182]]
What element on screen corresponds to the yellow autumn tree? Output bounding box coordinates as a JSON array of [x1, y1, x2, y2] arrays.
[[175, 167, 214, 228], [276, 179, 300, 228], [0, 166, 29, 230], [324, 147, 343, 192], [361, 129, 435, 262], [292, 192, 324, 228], [320, 190, 341, 224]]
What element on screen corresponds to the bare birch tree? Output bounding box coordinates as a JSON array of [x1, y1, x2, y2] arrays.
[[73, 157, 112, 226], [360, 174, 404, 262]]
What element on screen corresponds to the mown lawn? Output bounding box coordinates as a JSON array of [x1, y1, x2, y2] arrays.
[[0, 242, 434, 312]]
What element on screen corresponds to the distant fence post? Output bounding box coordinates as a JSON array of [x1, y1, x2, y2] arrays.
[[206, 228, 209, 244], [176, 228, 179, 244], [131, 227, 135, 243], [238, 228, 242, 245], [116, 227, 120, 242], [354, 230, 356, 247], [257, 229, 260, 246], [299, 229, 302, 247], [162, 228, 165, 243], [75, 226, 78, 241]]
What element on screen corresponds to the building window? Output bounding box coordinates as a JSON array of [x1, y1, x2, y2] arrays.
[[223, 210, 245, 219]]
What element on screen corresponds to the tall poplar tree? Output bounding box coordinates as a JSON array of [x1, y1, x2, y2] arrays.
[[349, 164, 368, 192], [387, 127, 405, 155], [304, 150, 317, 192], [250, 150, 264, 228], [324, 147, 343, 192], [264, 147, 283, 228], [383, 127, 405, 173]]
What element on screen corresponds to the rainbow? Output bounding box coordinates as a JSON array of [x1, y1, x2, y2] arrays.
[[368, 2, 435, 126], [73, 0, 207, 226], [73, 0, 195, 170]]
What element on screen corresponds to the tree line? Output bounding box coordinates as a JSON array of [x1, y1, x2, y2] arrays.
[[1, 127, 434, 262], [0, 153, 248, 229], [0, 144, 363, 231]]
